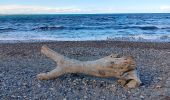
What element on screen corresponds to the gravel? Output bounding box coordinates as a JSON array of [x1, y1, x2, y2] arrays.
[[0, 41, 170, 100]]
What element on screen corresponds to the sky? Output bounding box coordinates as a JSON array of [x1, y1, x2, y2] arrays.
[[0, 0, 170, 14]]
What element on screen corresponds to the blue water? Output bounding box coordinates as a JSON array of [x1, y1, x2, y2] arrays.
[[0, 13, 170, 42]]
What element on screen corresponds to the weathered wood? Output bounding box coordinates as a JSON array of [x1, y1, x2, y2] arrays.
[[37, 45, 141, 88]]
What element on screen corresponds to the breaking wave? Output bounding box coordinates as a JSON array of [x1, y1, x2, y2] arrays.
[[107, 34, 170, 42], [32, 25, 113, 31], [0, 28, 16, 32], [119, 25, 159, 30], [32, 25, 65, 31]]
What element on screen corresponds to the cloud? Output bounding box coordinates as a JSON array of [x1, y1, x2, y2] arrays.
[[0, 5, 124, 14], [0, 4, 167, 14], [0, 5, 82, 14], [160, 5, 170, 11]]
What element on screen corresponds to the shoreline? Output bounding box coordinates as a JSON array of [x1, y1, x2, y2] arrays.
[[0, 40, 170, 50]]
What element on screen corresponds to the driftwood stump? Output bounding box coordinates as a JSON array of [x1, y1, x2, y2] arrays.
[[37, 45, 141, 88]]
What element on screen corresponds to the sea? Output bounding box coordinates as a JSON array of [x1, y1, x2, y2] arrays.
[[0, 13, 170, 42]]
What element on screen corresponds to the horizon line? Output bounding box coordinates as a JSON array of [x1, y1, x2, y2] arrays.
[[1, 12, 170, 15]]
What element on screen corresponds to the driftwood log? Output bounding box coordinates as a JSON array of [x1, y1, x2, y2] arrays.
[[37, 45, 141, 88]]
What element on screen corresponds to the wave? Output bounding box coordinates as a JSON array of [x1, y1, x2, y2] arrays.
[[122, 25, 159, 30], [32, 25, 65, 31], [2, 25, 167, 32], [160, 27, 170, 29], [32, 25, 113, 31], [128, 25, 170, 30], [35, 25, 170, 31], [67, 26, 111, 30], [107, 34, 170, 42], [0, 28, 16, 32], [137, 26, 159, 30]]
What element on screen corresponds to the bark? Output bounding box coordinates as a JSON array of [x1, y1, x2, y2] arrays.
[[37, 45, 141, 88]]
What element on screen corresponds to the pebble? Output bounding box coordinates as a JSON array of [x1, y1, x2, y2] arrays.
[[11, 95, 16, 98], [157, 77, 162, 80], [1, 41, 170, 100], [140, 95, 144, 99], [63, 98, 67, 100], [165, 77, 170, 87], [22, 83, 27, 86], [101, 96, 106, 99], [93, 80, 96, 84], [156, 85, 162, 89], [37, 84, 41, 87], [50, 88, 55, 91], [84, 95, 88, 99], [128, 91, 131, 93], [0, 73, 3, 76]]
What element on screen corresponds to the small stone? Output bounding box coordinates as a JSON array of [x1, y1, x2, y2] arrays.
[[37, 84, 41, 87], [84, 95, 88, 99], [68, 79, 71, 81], [22, 83, 27, 86], [17, 96, 21, 98], [50, 88, 55, 91], [11, 95, 16, 98], [63, 98, 67, 100], [122, 94, 126, 98], [101, 96, 106, 99], [0, 73, 3, 76], [165, 77, 170, 87], [141, 85, 145, 88], [157, 77, 162, 80], [156, 85, 162, 89], [140, 95, 144, 99], [73, 82, 77, 85], [93, 80, 96, 84]]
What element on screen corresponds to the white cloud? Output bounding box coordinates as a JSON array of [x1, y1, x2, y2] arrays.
[[0, 5, 82, 14], [0, 5, 121, 14], [0, 4, 168, 14], [160, 5, 170, 11]]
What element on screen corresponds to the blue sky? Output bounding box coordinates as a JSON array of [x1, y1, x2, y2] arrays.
[[0, 0, 170, 14]]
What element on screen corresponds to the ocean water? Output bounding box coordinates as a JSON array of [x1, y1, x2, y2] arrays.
[[0, 13, 170, 42]]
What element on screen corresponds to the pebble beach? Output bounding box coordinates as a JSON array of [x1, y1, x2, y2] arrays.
[[0, 41, 170, 100]]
